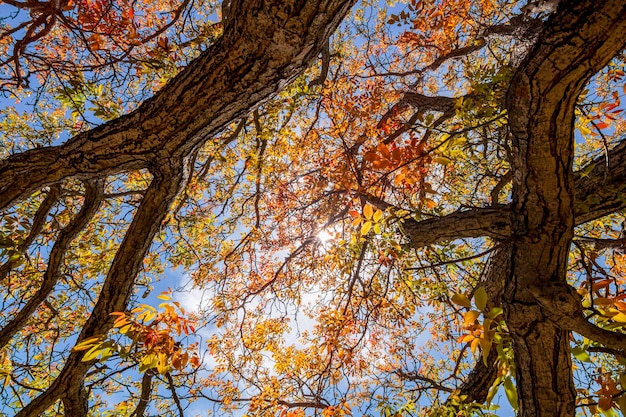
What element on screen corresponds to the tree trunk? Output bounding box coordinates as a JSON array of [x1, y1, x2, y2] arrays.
[[502, 1, 626, 415]]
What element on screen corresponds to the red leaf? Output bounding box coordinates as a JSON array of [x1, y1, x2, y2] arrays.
[[348, 209, 360, 218]]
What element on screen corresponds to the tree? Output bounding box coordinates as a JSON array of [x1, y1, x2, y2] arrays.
[[0, 0, 626, 416]]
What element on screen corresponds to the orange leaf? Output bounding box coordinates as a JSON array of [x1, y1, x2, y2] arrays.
[[364, 151, 378, 162], [392, 147, 402, 162], [363, 204, 373, 219], [424, 198, 437, 209], [377, 143, 391, 159], [372, 159, 389, 169]]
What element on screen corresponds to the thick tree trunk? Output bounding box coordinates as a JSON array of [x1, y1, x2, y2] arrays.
[[503, 1, 626, 415]]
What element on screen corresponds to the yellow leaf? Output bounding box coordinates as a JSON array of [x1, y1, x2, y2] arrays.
[[463, 310, 481, 326], [157, 352, 169, 374], [361, 221, 372, 235], [612, 312, 626, 323], [73, 336, 104, 352], [119, 324, 133, 334], [373, 209, 383, 222], [139, 353, 158, 373], [470, 337, 480, 354], [451, 293, 472, 308], [82, 343, 109, 362], [579, 124, 592, 136], [433, 156, 452, 165]]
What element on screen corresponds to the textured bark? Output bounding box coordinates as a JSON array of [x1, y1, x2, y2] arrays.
[[0, 0, 356, 212], [531, 282, 626, 354], [503, 1, 626, 416], [395, 1, 626, 413], [401, 138, 626, 249], [3, 1, 359, 415], [16, 159, 187, 416]]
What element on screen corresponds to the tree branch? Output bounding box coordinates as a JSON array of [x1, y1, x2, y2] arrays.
[[0, 0, 357, 211], [0, 185, 60, 281], [130, 371, 154, 417], [15, 158, 187, 416], [530, 282, 626, 356], [397, 138, 626, 249], [0, 180, 104, 349]]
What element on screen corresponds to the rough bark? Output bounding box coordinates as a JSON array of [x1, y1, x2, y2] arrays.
[[2, 1, 359, 415], [0, 0, 356, 212], [15, 159, 187, 416], [396, 1, 626, 413], [503, 1, 626, 416], [401, 138, 626, 249]]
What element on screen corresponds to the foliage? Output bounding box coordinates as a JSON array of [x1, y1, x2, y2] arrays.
[[1, 0, 626, 416]]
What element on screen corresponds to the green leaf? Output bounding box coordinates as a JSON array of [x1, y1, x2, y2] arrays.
[[474, 287, 488, 311], [503, 377, 518, 410], [488, 307, 503, 319], [571, 346, 592, 362]]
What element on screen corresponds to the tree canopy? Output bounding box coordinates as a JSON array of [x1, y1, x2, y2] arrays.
[[1, 0, 626, 416]]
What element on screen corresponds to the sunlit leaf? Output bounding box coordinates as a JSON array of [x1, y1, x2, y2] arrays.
[[451, 293, 472, 308], [503, 377, 518, 410], [474, 287, 488, 311]]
